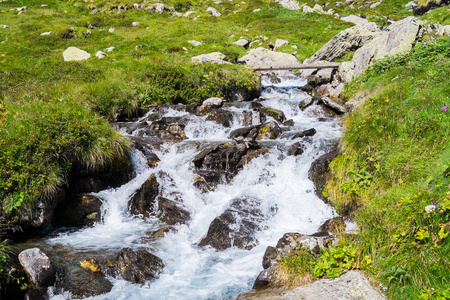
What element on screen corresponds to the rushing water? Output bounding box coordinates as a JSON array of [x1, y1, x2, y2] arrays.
[[45, 74, 341, 300]]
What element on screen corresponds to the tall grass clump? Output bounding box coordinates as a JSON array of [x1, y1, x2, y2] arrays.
[[0, 98, 129, 223], [325, 37, 450, 299]]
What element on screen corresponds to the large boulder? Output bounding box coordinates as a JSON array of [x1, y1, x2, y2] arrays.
[[307, 25, 381, 63], [339, 17, 425, 81], [308, 146, 339, 203], [129, 174, 160, 218], [63, 47, 90, 61], [115, 248, 164, 284], [206, 109, 234, 127], [54, 195, 103, 226], [137, 118, 187, 142], [238, 47, 298, 66], [18, 248, 56, 289], [157, 196, 190, 225], [199, 197, 273, 250]]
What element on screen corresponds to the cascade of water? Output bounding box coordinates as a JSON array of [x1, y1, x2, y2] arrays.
[[47, 74, 341, 300]]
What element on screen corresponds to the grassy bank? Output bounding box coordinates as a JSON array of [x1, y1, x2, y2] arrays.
[[277, 37, 450, 299]]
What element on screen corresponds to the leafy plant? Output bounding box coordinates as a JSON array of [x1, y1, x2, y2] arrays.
[[313, 246, 359, 278]]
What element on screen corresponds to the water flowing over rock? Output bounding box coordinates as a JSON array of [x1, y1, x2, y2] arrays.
[[18, 248, 56, 289], [238, 47, 298, 66], [199, 197, 275, 250], [339, 17, 425, 81], [129, 174, 160, 218], [115, 248, 164, 284]]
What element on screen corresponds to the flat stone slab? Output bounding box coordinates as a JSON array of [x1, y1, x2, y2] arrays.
[[241, 271, 386, 300]]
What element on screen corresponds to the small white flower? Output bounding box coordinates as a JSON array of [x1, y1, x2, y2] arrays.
[[425, 205, 436, 213]]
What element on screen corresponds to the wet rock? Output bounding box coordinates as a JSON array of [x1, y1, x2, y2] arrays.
[[128, 174, 160, 218], [193, 169, 228, 192], [30, 188, 65, 228], [199, 197, 272, 250], [308, 145, 339, 203], [229, 125, 260, 140], [115, 248, 164, 284], [18, 248, 56, 289], [292, 128, 316, 139], [287, 142, 304, 156], [157, 196, 190, 225], [258, 107, 286, 123], [299, 96, 315, 110], [283, 119, 295, 126], [253, 265, 278, 289], [249, 101, 264, 109], [57, 262, 113, 297], [256, 121, 282, 140], [79, 258, 102, 274], [241, 110, 254, 126], [318, 217, 347, 234], [262, 246, 278, 269], [138, 119, 187, 142], [146, 226, 174, 239], [206, 109, 234, 127], [54, 194, 102, 226]]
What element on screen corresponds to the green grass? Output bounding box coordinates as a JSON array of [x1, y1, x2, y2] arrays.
[[324, 37, 450, 299]]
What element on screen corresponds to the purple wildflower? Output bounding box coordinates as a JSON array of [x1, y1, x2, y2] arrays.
[[442, 106, 449, 111]]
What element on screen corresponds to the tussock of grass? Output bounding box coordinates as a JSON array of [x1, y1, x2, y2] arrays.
[[326, 37, 450, 299]]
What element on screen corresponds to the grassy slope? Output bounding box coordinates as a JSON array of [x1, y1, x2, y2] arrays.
[[324, 38, 450, 299]]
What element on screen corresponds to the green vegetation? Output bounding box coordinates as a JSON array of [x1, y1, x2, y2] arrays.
[[421, 6, 450, 25], [323, 37, 450, 299]]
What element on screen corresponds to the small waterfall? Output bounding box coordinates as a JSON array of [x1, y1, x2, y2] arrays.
[[45, 73, 341, 299]]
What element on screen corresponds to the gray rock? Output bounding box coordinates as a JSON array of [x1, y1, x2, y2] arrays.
[[404, 0, 418, 8], [188, 40, 202, 46], [308, 25, 381, 63], [274, 0, 301, 10], [233, 38, 250, 47], [115, 248, 164, 284], [345, 90, 369, 112], [343, 15, 369, 26], [274, 38, 289, 49], [321, 96, 346, 114], [272, 271, 386, 299], [106, 46, 115, 52], [191, 52, 230, 64], [108, 27, 115, 33], [129, 174, 160, 218], [303, 5, 314, 13], [0, 25, 9, 28], [18, 248, 56, 288], [339, 17, 425, 81], [40, 31, 52, 36], [203, 97, 223, 106], [370, 1, 382, 9], [207, 7, 221, 17], [309, 146, 339, 203], [436, 24, 450, 36], [238, 47, 298, 66], [55, 195, 102, 226], [131, 22, 139, 27], [63, 47, 90, 61], [95, 51, 108, 59]]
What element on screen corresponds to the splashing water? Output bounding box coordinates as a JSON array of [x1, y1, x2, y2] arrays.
[[46, 74, 341, 299]]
